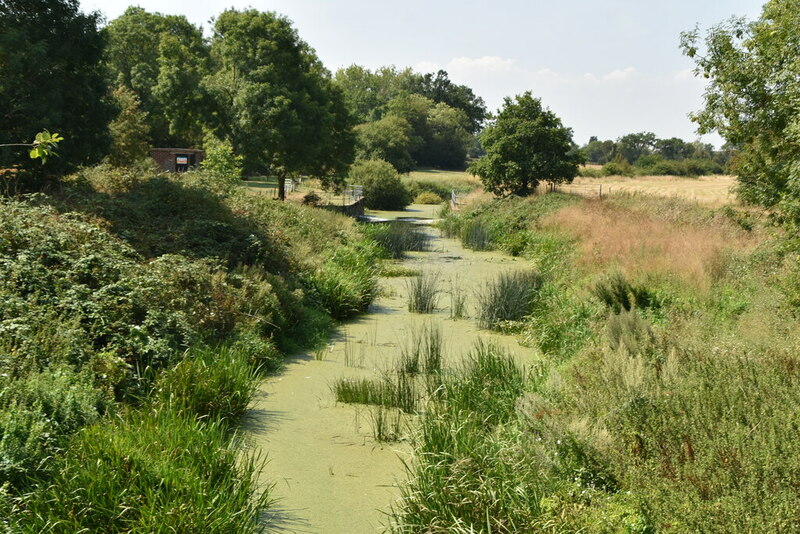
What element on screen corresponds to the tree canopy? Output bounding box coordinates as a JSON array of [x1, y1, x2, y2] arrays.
[[0, 0, 113, 180], [205, 9, 354, 197], [470, 92, 583, 197], [334, 64, 486, 171], [104, 7, 210, 147], [681, 0, 800, 220]]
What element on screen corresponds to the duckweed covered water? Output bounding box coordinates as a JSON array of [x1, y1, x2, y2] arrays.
[[245, 225, 541, 533]]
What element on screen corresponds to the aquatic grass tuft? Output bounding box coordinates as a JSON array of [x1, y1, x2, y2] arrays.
[[476, 270, 543, 330], [369, 406, 405, 442], [448, 277, 468, 319], [363, 221, 430, 258], [406, 272, 441, 314], [461, 219, 493, 250], [332, 371, 417, 414], [332, 377, 385, 405], [399, 322, 444, 375]]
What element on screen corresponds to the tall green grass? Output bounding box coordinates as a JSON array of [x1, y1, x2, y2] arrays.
[[395, 191, 800, 532], [155, 343, 261, 421], [2, 406, 269, 533], [406, 272, 440, 313], [476, 270, 543, 330], [363, 221, 430, 259], [392, 342, 539, 532], [399, 322, 444, 375]]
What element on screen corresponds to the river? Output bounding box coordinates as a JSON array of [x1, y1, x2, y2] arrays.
[[245, 218, 540, 533]]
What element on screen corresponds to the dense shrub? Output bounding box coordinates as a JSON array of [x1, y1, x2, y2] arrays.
[[350, 159, 412, 210], [593, 271, 657, 312], [412, 191, 442, 204], [602, 155, 634, 176], [0, 368, 108, 489], [406, 180, 450, 201], [0, 163, 382, 512]]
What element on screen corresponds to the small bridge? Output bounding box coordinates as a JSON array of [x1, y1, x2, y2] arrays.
[[321, 197, 365, 218]]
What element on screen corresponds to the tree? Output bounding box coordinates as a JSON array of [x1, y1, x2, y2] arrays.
[[615, 132, 657, 163], [386, 93, 434, 156], [205, 9, 355, 199], [354, 116, 416, 173], [0, 0, 113, 181], [414, 70, 488, 134], [107, 85, 150, 166], [421, 103, 471, 169], [583, 138, 616, 164], [104, 7, 211, 147], [654, 137, 692, 160], [469, 92, 583, 196], [333, 65, 419, 123], [681, 0, 800, 218], [386, 95, 471, 169]]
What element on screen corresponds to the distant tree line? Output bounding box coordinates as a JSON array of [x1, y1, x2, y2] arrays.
[[580, 132, 733, 177], [334, 65, 487, 172], [0, 1, 489, 198]]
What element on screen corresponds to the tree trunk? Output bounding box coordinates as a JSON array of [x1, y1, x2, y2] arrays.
[[278, 173, 285, 201]]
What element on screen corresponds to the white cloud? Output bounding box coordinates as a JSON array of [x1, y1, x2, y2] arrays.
[[603, 67, 638, 81], [447, 56, 517, 75], [414, 61, 441, 73]]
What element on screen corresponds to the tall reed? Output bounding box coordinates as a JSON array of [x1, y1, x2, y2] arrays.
[[476, 270, 543, 330], [406, 272, 440, 313]]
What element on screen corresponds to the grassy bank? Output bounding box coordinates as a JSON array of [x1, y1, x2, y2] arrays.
[[389, 192, 800, 532], [0, 166, 385, 530]]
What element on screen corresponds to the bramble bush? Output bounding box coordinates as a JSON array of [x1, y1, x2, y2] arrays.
[[0, 163, 383, 529]]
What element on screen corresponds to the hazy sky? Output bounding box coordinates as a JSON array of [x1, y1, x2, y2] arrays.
[[84, 1, 766, 146]]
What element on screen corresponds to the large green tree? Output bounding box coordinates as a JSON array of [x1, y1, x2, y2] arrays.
[[0, 0, 113, 181], [206, 9, 355, 199], [354, 115, 415, 173], [616, 131, 657, 163], [107, 85, 150, 166], [470, 92, 583, 196], [419, 103, 472, 169], [104, 7, 210, 147], [681, 0, 800, 219], [333, 65, 419, 123], [334, 65, 487, 135], [413, 70, 487, 135]]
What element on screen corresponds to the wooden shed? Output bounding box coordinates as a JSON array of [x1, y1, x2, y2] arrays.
[[150, 148, 204, 172]]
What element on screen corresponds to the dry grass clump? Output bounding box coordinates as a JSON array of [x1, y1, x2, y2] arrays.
[[543, 197, 760, 289]]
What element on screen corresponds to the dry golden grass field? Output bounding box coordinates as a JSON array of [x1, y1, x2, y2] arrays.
[[243, 170, 738, 210], [562, 174, 737, 206]]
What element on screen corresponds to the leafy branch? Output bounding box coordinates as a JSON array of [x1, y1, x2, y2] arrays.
[[0, 130, 64, 163]]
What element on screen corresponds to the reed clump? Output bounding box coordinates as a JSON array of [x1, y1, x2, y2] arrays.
[[406, 272, 440, 313], [363, 221, 430, 259], [476, 270, 543, 330]]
